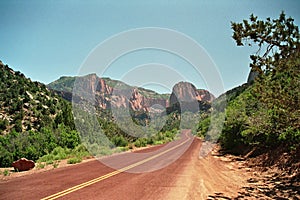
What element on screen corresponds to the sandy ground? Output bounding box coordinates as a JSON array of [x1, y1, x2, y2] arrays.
[[165, 144, 252, 200]]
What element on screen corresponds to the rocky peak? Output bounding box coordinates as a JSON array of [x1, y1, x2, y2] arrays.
[[129, 88, 146, 111], [49, 75, 214, 114], [195, 89, 215, 102], [96, 78, 113, 94], [170, 82, 214, 105], [169, 82, 215, 113]]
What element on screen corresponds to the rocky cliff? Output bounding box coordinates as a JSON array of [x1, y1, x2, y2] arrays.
[[48, 75, 169, 112], [169, 82, 215, 113], [48, 75, 215, 114]]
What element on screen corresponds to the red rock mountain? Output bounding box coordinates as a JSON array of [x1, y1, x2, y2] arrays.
[[170, 82, 215, 105], [168, 82, 215, 113], [48, 75, 214, 113]]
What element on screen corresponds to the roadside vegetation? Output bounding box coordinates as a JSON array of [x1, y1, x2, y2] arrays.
[[198, 12, 299, 162]]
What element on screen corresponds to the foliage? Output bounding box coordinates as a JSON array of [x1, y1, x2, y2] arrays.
[[197, 114, 211, 138], [134, 138, 148, 148], [0, 125, 82, 167], [232, 11, 299, 74], [3, 169, 10, 176], [67, 157, 82, 164], [219, 12, 300, 153], [37, 144, 89, 166], [111, 135, 128, 147], [0, 62, 83, 167], [0, 62, 75, 134], [47, 76, 75, 93]]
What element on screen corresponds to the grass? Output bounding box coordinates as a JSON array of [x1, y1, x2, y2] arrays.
[[153, 141, 164, 145], [37, 144, 90, 166], [117, 146, 129, 152], [53, 161, 59, 168], [67, 157, 82, 164], [3, 169, 10, 176], [36, 163, 45, 169], [35, 129, 178, 169]]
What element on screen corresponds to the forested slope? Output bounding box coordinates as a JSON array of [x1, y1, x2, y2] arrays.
[[197, 12, 299, 171]]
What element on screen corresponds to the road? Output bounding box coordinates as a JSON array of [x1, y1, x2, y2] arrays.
[[0, 130, 246, 200]]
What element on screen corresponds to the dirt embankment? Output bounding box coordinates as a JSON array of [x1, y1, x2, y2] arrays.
[[207, 146, 300, 199]]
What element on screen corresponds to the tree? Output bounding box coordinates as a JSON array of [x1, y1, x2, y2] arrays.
[[226, 12, 300, 150], [231, 11, 299, 75]]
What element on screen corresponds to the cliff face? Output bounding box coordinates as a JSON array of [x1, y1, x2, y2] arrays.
[[48, 76, 214, 113], [170, 82, 215, 104], [169, 82, 215, 113], [48, 75, 169, 112]]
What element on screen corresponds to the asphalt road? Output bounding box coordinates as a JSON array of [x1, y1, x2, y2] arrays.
[[0, 130, 198, 200]]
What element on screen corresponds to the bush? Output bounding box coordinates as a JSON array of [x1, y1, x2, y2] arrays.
[[197, 116, 211, 137], [67, 157, 82, 164], [112, 135, 128, 147], [38, 154, 55, 163], [3, 169, 10, 176], [134, 138, 147, 148], [72, 144, 90, 158]]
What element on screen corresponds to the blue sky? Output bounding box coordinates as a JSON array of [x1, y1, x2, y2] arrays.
[[0, 0, 299, 96]]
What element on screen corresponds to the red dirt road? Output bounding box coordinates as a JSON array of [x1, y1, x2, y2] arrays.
[[0, 130, 247, 200]]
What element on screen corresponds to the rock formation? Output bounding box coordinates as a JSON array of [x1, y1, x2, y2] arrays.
[[12, 158, 35, 171], [168, 82, 215, 113], [48, 75, 214, 114]]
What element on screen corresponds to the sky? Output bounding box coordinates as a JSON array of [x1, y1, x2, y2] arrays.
[[0, 0, 299, 96]]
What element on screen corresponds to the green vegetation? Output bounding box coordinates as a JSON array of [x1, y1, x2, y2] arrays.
[[37, 145, 90, 166], [0, 62, 81, 167], [47, 76, 75, 93], [36, 163, 45, 169], [3, 169, 10, 176], [198, 12, 299, 156], [0, 125, 82, 167], [67, 157, 82, 164], [137, 87, 170, 99], [101, 77, 131, 90]]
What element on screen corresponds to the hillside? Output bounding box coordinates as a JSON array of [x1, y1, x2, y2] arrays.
[[0, 61, 74, 134], [196, 13, 300, 197], [0, 61, 83, 167]]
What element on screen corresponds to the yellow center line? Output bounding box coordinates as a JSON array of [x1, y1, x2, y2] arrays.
[[41, 132, 191, 200]]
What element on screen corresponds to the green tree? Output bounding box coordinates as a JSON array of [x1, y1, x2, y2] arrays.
[[225, 12, 300, 151], [232, 11, 299, 74], [0, 119, 8, 131]]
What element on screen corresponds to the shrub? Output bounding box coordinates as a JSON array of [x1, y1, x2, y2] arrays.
[[53, 161, 59, 168], [36, 163, 45, 169], [3, 169, 10, 176], [112, 135, 128, 147], [67, 157, 82, 164], [134, 138, 147, 148]]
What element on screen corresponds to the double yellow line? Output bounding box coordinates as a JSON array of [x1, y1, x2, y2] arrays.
[[41, 132, 191, 200]]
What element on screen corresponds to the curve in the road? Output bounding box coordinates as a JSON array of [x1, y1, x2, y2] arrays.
[[41, 130, 192, 200]]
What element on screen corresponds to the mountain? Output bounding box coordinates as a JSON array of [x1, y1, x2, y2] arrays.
[[168, 82, 215, 113], [48, 74, 214, 114], [48, 74, 169, 112]]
